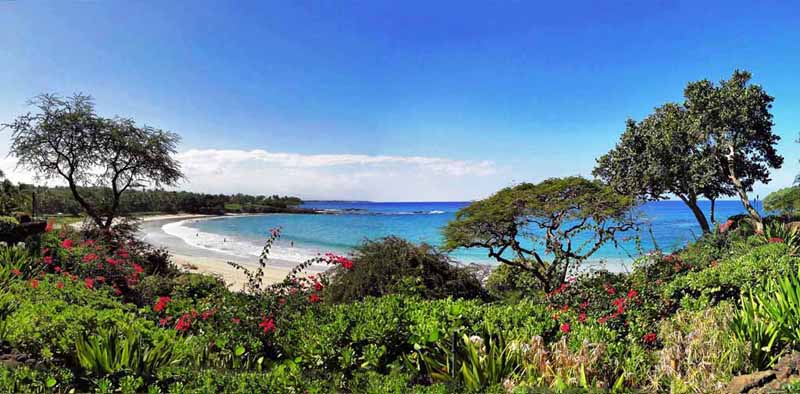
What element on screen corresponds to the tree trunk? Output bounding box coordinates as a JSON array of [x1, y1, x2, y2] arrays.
[[710, 198, 716, 225], [725, 146, 763, 231], [677, 194, 711, 233]]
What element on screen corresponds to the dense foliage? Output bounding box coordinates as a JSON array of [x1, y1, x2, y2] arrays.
[[325, 237, 486, 303], [28, 185, 304, 216]]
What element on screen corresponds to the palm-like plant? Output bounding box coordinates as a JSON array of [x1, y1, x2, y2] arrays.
[[75, 328, 185, 380], [757, 222, 800, 255]]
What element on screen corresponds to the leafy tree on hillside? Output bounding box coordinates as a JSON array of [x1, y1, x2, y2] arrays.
[[443, 177, 636, 292], [596, 70, 782, 232], [594, 104, 729, 233], [5, 93, 183, 230], [684, 70, 782, 227], [764, 186, 800, 217]]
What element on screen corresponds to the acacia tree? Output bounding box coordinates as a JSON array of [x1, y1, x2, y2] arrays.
[[442, 177, 636, 292], [684, 70, 782, 226], [5, 93, 183, 230], [594, 104, 729, 233]]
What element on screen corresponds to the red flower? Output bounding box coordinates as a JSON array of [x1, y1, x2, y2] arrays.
[[132, 263, 144, 274], [54, 266, 62, 273], [153, 296, 171, 312], [259, 317, 276, 334], [314, 281, 323, 291], [10, 269, 21, 277], [626, 289, 638, 299], [578, 312, 587, 323], [43, 256, 53, 265], [175, 314, 192, 332], [643, 332, 657, 343], [61, 239, 74, 250], [560, 322, 571, 333], [45, 222, 54, 232], [84, 278, 95, 289], [769, 237, 784, 243], [604, 283, 616, 295], [231, 317, 241, 325], [29, 279, 39, 289], [201, 309, 216, 320], [309, 293, 321, 303], [106, 258, 117, 266], [325, 253, 354, 269], [82, 253, 98, 263], [159, 318, 169, 327], [95, 276, 105, 283], [56, 281, 64, 289]]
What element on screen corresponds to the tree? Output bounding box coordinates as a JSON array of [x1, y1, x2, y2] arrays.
[[594, 104, 729, 233], [764, 186, 800, 217], [5, 93, 183, 230], [442, 177, 636, 292], [596, 70, 782, 232], [684, 70, 782, 227]]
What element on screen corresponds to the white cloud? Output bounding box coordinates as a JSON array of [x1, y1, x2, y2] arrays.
[[0, 148, 505, 201], [175, 149, 501, 201]]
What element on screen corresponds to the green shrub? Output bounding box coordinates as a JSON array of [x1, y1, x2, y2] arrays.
[[0, 216, 19, 234], [485, 263, 542, 300], [666, 243, 799, 306], [325, 237, 486, 303], [3, 275, 155, 359]]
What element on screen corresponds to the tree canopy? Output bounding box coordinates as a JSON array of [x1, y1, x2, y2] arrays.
[[443, 176, 636, 292], [594, 103, 728, 233], [596, 70, 781, 232], [5, 93, 183, 230], [764, 186, 800, 217]]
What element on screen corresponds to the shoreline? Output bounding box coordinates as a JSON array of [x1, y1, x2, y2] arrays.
[[137, 213, 324, 291], [135, 213, 635, 289]]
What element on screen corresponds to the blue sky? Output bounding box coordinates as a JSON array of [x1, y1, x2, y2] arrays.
[[1, 1, 799, 200]]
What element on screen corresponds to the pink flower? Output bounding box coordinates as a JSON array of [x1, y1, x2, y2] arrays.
[[309, 293, 321, 303], [29, 279, 39, 289], [560, 322, 571, 333], [61, 239, 74, 250], [769, 237, 784, 243], [43, 256, 53, 265], [54, 266, 62, 273], [84, 278, 94, 289], [643, 332, 657, 343], [45, 222, 54, 232], [132, 263, 144, 274], [231, 317, 241, 325], [56, 281, 64, 289], [10, 269, 21, 277], [578, 312, 587, 323], [626, 289, 638, 299]]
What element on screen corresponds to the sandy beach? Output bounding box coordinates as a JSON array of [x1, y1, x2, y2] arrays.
[[137, 214, 321, 291]]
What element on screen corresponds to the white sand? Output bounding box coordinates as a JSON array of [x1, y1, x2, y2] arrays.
[[137, 213, 323, 290]]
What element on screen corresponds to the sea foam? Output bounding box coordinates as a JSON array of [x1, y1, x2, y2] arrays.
[[163, 218, 326, 265]]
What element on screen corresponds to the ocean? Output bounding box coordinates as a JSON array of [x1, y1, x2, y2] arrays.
[[163, 200, 761, 270]]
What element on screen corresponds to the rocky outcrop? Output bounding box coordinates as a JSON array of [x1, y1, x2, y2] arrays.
[[727, 351, 800, 393]]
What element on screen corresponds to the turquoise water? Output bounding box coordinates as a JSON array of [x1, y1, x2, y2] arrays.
[[180, 200, 760, 267]]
